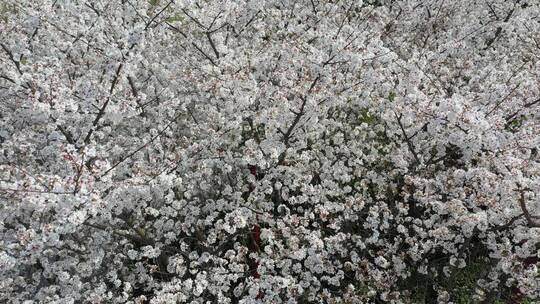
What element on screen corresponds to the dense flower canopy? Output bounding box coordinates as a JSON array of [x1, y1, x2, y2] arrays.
[[0, 0, 539, 303]]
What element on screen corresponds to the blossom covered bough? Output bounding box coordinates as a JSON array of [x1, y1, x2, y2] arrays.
[[0, 0, 539, 303]]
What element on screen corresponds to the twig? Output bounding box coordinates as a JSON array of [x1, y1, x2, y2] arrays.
[[206, 32, 220, 58], [98, 111, 182, 180], [483, 5, 515, 50], [0, 43, 23, 75], [394, 112, 421, 166], [516, 188, 540, 228], [181, 8, 206, 29], [83, 63, 123, 144], [505, 97, 540, 123], [83, 222, 152, 245], [145, 0, 174, 31], [489, 214, 524, 232], [191, 42, 217, 66], [127, 75, 146, 116], [0, 187, 86, 196], [485, 83, 520, 117], [236, 10, 261, 37]]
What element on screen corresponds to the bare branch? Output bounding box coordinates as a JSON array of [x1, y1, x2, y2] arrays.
[[181, 8, 206, 29], [83, 63, 123, 144], [517, 188, 540, 228], [394, 112, 421, 166], [486, 83, 520, 117], [505, 97, 540, 123], [489, 214, 524, 232], [0, 43, 23, 75], [191, 42, 217, 66], [98, 111, 183, 180], [206, 32, 220, 58], [83, 221, 152, 245], [127, 75, 147, 116], [483, 5, 515, 50], [236, 10, 261, 37], [145, 0, 174, 31]]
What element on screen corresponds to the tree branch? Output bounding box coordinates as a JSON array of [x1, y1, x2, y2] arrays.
[[0, 43, 23, 75], [145, 0, 174, 31], [83, 63, 123, 144], [98, 111, 182, 180], [394, 112, 421, 166], [517, 188, 540, 228], [483, 5, 515, 50], [206, 32, 220, 58]]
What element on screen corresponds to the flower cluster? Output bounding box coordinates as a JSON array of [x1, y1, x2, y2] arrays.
[[1, 0, 539, 303]]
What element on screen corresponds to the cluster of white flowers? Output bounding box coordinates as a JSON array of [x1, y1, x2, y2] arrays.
[[1, 0, 539, 303]]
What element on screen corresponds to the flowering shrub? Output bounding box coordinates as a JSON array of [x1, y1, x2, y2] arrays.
[[1, 0, 539, 303]]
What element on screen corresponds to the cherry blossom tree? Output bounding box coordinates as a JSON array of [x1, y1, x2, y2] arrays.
[[0, 0, 539, 303]]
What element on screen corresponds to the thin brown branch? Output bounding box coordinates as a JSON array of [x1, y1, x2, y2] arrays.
[[505, 97, 540, 123], [83, 63, 123, 144], [0, 187, 86, 196], [83, 222, 152, 245], [127, 75, 147, 116], [191, 42, 217, 66], [277, 75, 321, 163], [483, 5, 515, 50], [236, 10, 261, 37], [517, 188, 540, 228], [486, 83, 520, 117], [181, 8, 206, 29], [0, 43, 23, 75], [98, 111, 182, 180], [489, 214, 524, 232], [145, 0, 174, 31], [394, 112, 421, 166], [206, 32, 220, 58]]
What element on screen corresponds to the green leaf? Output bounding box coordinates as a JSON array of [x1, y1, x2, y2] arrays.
[[505, 115, 527, 132], [358, 108, 375, 125], [388, 91, 396, 102], [165, 14, 185, 23]]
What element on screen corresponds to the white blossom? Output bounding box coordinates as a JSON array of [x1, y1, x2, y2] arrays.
[[1, 0, 539, 303]]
